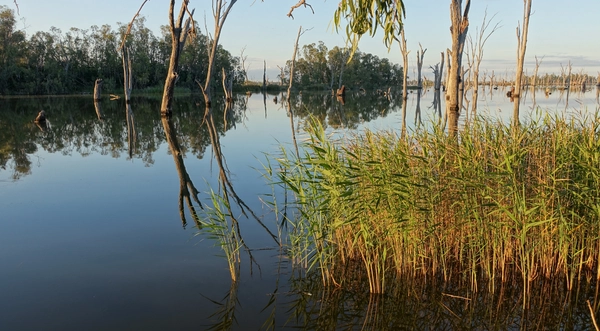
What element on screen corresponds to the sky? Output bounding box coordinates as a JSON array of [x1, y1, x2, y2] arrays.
[[8, 0, 600, 82]]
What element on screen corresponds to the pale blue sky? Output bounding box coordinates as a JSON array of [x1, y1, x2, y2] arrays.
[[10, 0, 600, 81]]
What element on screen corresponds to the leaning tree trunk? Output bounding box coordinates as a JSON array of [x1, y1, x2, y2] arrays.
[[512, 0, 533, 127], [161, 1, 194, 116], [446, 0, 471, 136], [287, 26, 302, 102]]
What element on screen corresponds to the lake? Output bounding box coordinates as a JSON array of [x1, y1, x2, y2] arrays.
[[1, 87, 599, 330]]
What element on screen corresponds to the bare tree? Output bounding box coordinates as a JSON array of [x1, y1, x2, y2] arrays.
[[399, 28, 409, 101], [416, 43, 427, 89], [531, 55, 543, 87], [465, 9, 500, 116], [239, 46, 249, 83], [161, 1, 195, 116], [447, 0, 471, 135], [197, 0, 238, 109], [512, 0, 533, 126]]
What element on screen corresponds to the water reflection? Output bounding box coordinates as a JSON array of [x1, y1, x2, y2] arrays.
[[280, 272, 599, 330], [2, 92, 600, 329], [161, 115, 202, 228], [2, 90, 598, 182]]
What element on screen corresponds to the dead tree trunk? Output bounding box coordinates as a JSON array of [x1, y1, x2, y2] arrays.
[[161, 1, 194, 116], [399, 28, 409, 101], [287, 26, 303, 102], [532, 55, 542, 87], [121, 47, 133, 102], [198, 0, 238, 109], [467, 10, 499, 116], [222, 68, 233, 102], [512, 0, 533, 126], [93, 79, 103, 101], [432, 52, 445, 91], [416, 43, 427, 89], [262, 60, 267, 91], [239, 46, 249, 83], [338, 48, 348, 89], [447, 0, 471, 136], [93, 78, 103, 120]]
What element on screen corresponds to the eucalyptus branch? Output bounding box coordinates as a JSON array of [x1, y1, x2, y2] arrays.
[[287, 0, 314, 19], [119, 0, 149, 51]]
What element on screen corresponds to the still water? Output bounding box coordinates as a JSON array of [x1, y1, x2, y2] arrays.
[[1, 88, 599, 330]]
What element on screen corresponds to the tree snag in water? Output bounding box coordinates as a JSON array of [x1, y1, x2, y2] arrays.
[[93, 78, 103, 101], [512, 0, 533, 127], [446, 0, 471, 136], [162, 1, 195, 116]]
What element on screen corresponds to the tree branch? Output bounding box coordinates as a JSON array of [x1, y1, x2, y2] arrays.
[[287, 0, 314, 19], [119, 0, 149, 51]]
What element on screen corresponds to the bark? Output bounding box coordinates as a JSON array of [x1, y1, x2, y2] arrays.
[[162, 1, 194, 116], [512, 0, 533, 126], [222, 67, 233, 102], [446, 0, 471, 136], [199, 0, 238, 109], [121, 47, 132, 102], [93, 78, 103, 101]]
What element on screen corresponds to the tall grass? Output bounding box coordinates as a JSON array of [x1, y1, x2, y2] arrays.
[[270, 111, 600, 294]]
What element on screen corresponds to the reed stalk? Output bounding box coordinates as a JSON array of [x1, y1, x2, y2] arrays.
[[270, 111, 600, 294]]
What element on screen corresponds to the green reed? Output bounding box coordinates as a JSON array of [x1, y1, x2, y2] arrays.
[[269, 112, 600, 294], [195, 188, 241, 282]]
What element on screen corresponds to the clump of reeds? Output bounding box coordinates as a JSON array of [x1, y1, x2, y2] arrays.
[[270, 111, 600, 294], [195, 188, 241, 282]]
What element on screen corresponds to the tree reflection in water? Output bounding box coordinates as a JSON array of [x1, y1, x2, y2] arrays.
[[161, 115, 202, 228], [273, 271, 599, 330]]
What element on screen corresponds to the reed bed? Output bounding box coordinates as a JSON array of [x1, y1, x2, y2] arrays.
[[270, 111, 600, 294]]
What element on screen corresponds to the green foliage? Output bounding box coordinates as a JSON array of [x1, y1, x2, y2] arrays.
[[284, 43, 403, 90], [334, 0, 406, 56], [0, 7, 243, 95]]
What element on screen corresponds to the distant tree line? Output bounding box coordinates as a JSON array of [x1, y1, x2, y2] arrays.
[[0, 6, 243, 95], [281, 41, 404, 90]]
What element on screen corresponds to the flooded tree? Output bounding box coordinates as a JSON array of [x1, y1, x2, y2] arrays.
[[197, 0, 238, 109], [161, 0, 195, 116], [465, 10, 500, 116], [446, 0, 471, 135], [512, 0, 533, 126]]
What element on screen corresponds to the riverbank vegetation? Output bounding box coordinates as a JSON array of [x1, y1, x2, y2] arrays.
[[269, 111, 600, 296], [0, 5, 404, 96]]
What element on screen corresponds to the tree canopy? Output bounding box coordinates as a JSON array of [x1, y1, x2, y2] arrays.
[[0, 5, 242, 95]]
